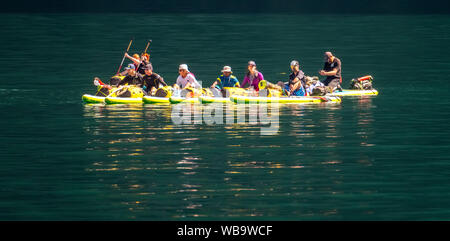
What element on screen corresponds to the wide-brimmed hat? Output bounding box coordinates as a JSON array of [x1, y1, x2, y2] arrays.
[[179, 64, 189, 71], [221, 66, 232, 73]]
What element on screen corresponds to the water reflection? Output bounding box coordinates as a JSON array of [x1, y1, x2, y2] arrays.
[[81, 100, 375, 219], [354, 97, 375, 148]]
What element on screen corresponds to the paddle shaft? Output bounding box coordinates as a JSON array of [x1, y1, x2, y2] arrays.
[[116, 39, 133, 75], [144, 40, 152, 54]]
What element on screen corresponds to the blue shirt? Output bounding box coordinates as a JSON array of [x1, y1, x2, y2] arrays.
[[215, 75, 239, 90]]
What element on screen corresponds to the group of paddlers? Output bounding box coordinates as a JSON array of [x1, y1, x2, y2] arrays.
[[93, 49, 372, 98]]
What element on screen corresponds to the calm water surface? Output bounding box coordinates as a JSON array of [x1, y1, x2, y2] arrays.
[[0, 14, 450, 220]]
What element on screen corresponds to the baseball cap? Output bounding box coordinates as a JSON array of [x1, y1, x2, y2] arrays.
[[125, 63, 135, 70]]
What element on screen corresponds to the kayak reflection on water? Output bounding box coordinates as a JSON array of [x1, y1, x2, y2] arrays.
[[170, 103, 280, 136]]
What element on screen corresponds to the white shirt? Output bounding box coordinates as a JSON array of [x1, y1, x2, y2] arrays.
[[176, 73, 201, 89]]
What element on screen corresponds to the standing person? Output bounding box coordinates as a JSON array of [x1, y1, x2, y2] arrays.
[[286, 60, 307, 96], [142, 63, 167, 95], [241, 61, 264, 91], [319, 51, 343, 90], [211, 66, 240, 90], [174, 64, 201, 89]]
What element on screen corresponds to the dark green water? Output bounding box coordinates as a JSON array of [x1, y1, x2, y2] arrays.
[[1, 14, 450, 220]]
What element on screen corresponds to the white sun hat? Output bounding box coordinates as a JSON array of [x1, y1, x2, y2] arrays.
[[221, 66, 232, 73], [179, 64, 189, 72]]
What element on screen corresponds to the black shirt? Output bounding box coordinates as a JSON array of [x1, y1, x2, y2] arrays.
[[142, 73, 167, 90], [323, 57, 342, 79], [289, 70, 306, 87], [137, 61, 151, 75], [117, 73, 144, 87]]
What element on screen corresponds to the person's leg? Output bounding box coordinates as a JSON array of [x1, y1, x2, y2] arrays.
[[325, 78, 343, 91], [327, 79, 339, 88], [292, 86, 306, 96]]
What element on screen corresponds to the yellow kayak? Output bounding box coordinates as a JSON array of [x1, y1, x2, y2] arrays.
[[82, 94, 105, 103], [230, 96, 341, 104], [142, 96, 170, 104], [328, 89, 378, 96], [104, 97, 143, 104]]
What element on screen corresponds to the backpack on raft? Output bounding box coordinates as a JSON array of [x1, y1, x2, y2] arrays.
[[310, 86, 333, 96], [96, 86, 110, 97], [223, 87, 249, 97], [109, 85, 144, 98], [180, 87, 202, 98], [259, 88, 283, 97], [94, 75, 125, 96], [350, 75, 373, 90], [154, 86, 173, 97], [258, 80, 283, 97], [208, 87, 223, 97], [202, 88, 215, 97], [301, 76, 330, 96]]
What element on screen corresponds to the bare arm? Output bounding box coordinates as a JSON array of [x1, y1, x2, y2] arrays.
[[319, 68, 338, 76], [125, 53, 141, 65], [158, 76, 168, 87]]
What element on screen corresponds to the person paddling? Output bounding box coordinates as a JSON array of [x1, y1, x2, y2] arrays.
[[241, 61, 264, 91], [137, 53, 151, 74], [319, 51, 343, 91], [124, 53, 150, 75], [174, 64, 201, 89], [142, 63, 167, 95], [211, 66, 240, 90]]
